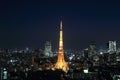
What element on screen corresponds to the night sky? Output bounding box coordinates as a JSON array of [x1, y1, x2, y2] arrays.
[[0, 0, 120, 50]]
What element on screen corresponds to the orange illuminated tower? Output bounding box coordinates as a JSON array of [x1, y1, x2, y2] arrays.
[[55, 20, 69, 72]]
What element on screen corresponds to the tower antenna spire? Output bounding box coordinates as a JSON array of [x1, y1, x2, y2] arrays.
[[60, 20, 62, 30]]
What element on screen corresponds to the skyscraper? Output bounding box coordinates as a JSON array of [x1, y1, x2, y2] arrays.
[[44, 41, 53, 57], [89, 41, 96, 57], [54, 20, 69, 72], [108, 41, 116, 54]]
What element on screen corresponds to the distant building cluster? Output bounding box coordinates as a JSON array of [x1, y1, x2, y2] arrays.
[[0, 40, 120, 80], [0, 21, 120, 80]]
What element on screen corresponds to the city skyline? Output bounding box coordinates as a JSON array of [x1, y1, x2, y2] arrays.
[[0, 0, 120, 49]]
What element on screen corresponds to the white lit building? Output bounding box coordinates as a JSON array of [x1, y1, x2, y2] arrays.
[[43, 41, 53, 57], [108, 41, 116, 54]]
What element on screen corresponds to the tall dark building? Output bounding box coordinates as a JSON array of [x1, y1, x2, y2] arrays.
[[83, 48, 89, 59]]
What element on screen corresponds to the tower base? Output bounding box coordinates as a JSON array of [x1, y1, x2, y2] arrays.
[[55, 60, 69, 72]]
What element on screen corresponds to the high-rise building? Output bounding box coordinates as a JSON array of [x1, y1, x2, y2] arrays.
[[83, 48, 89, 58], [108, 41, 116, 54], [32, 55, 35, 66], [89, 41, 96, 57], [1, 68, 8, 80], [43, 41, 53, 57], [54, 20, 69, 72]]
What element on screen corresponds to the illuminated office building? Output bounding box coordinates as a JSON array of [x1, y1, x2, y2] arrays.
[[108, 41, 116, 54], [44, 41, 53, 57], [89, 41, 96, 57]]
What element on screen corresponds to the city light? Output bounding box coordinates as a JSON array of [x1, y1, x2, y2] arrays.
[[83, 69, 88, 74]]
